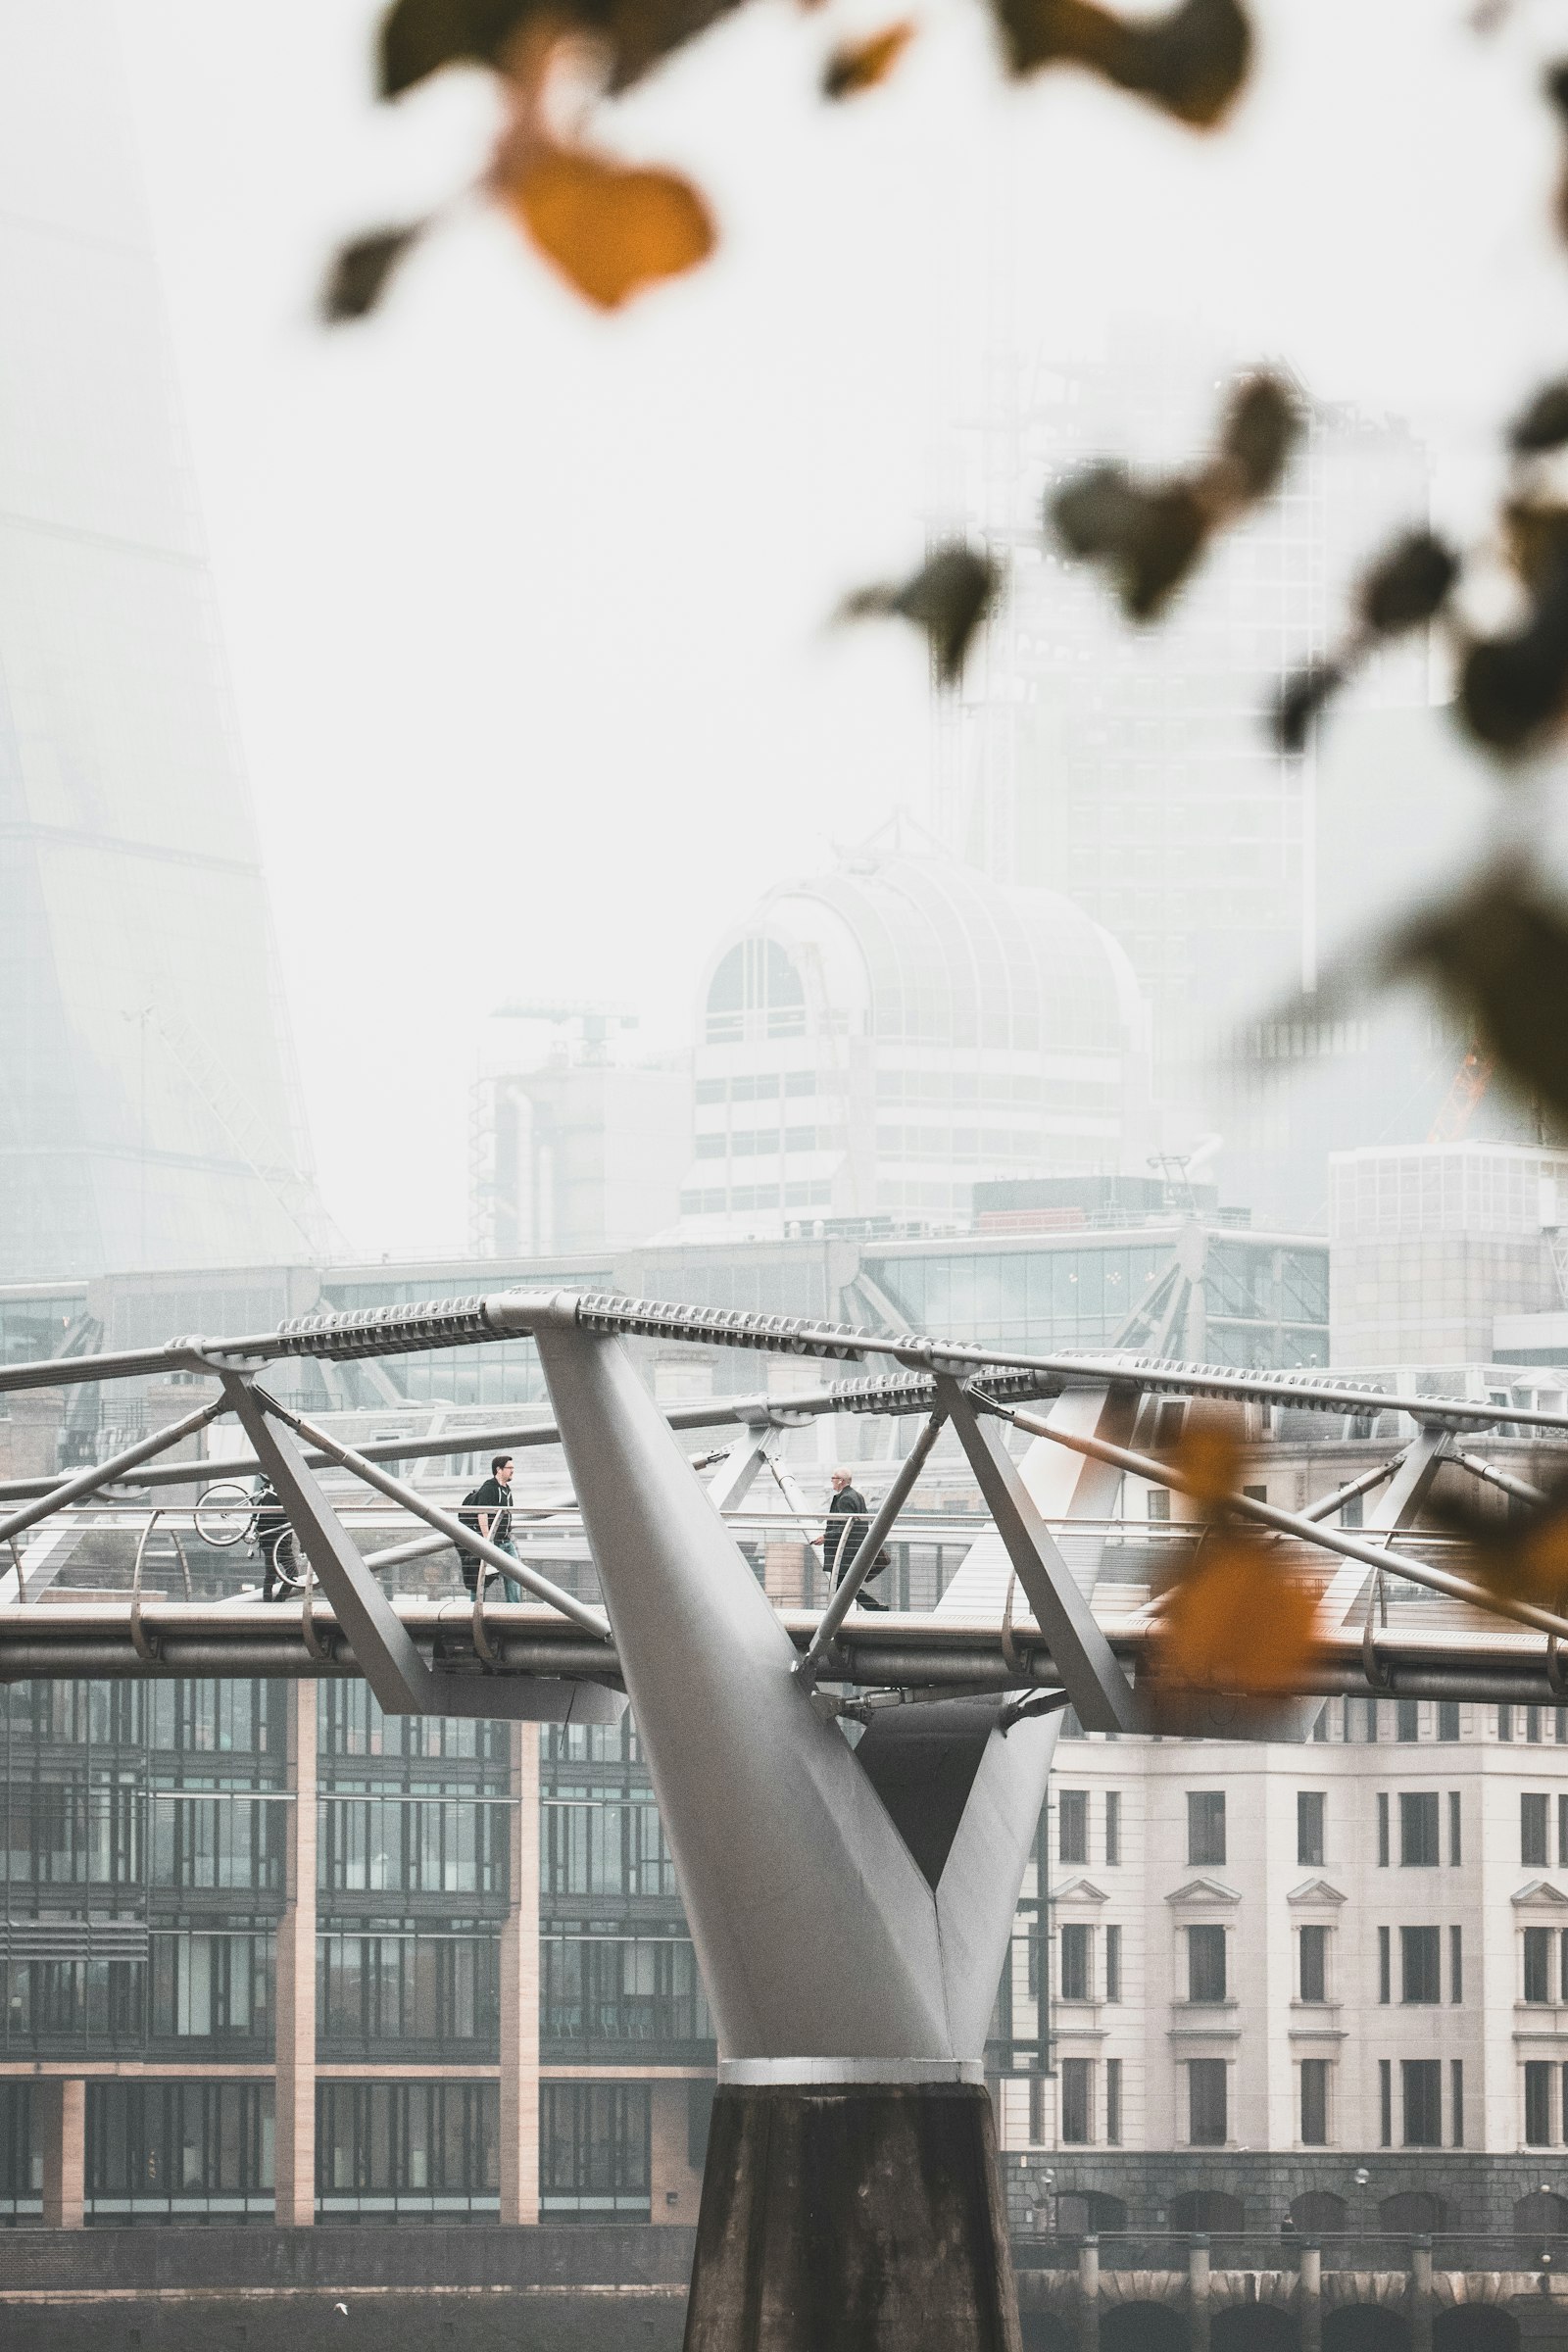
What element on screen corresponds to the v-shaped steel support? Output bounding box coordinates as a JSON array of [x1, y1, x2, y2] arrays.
[[532, 1325, 1126, 2071]]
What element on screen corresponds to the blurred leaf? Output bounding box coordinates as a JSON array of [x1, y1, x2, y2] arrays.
[[1395, 868, 1568, 1120], [838, 544, 1001, 685], [995, 0, 1251, 128], [380, 0, 529, 95], [1168, 1406, 1244, 1506], [506, 146, 716, 308], [1427, 1471, 1568, 1613], [1511, 380, 1568, 456], [1147, 1534, 1318, 1715], [1271, 660, 1345, 755], [823, 20, 915, 98], [1271, 529, 1457, 756], [1358, 530, 1459, 635], [1456, 512, 1568, 756], [319, 224, 427, 322], [1220, 373, 1296, 501], [380, 0, 743, 100], [1049, 372, 1298, 621]]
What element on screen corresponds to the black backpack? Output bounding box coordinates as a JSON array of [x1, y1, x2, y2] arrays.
[[456, 1486, 485, 1564]]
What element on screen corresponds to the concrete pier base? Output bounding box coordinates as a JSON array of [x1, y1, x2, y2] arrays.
[[682, 2081, 1021, 2352]]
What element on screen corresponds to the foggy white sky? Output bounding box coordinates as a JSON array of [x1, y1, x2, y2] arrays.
[[113, 0, 1568, 1256]]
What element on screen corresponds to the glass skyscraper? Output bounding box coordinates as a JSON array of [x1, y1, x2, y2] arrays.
[[0, 2, 329, 1280]]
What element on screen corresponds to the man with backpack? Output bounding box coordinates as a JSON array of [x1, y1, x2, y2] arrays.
[[458, 1454, 524, 1602]]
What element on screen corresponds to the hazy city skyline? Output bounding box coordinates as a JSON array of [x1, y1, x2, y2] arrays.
[[107, 0, 1568, 1257]]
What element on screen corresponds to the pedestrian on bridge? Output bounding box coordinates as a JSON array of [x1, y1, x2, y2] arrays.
[[823, 1467, 889, 1609], [463, 1453, 524, 1603]]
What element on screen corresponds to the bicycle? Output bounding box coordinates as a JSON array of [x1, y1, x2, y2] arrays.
[[194, 1481, 306, 1593]]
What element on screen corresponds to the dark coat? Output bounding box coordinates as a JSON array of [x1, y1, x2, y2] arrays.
[[823, 1485, 868, 1579]]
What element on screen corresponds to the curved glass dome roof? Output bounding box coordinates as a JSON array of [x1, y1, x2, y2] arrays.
[[702, 853, 1143, 1054]]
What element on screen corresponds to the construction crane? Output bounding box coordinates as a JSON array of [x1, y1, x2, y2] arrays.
[[1427, 1045, 1494, 1144]]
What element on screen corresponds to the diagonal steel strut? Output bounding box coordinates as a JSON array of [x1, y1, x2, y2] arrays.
[[937, 1378, 1144, 1735]]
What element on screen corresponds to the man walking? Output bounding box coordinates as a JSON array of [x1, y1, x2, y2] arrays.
[[469, 1453, 524, 1603], [822, 1466, 888, 1609]]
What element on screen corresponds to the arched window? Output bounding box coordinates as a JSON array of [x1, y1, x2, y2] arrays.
[[1291, 2190, 1348, 2235], [705, 938, 806, 1044], [1378, 2189, 1448, 2235], [1514, 2188, 1568, 2236], [1169, 2189, 1245, 2233], [1056, 2191, 1127, 2234]]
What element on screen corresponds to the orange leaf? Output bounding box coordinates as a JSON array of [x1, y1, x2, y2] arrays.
[[823, 20, 915, 98], [1149, 1537, 1318, 1712], [1169, 1406, 1244, 1507], [509, 147, 716, 310]]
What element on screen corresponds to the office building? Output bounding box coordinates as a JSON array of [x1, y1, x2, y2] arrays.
[[0, 3, 329, 1281]]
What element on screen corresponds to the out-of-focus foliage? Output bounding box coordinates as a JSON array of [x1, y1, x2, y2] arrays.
[[1273, 531, 1458, 753], [1050, 373, 1298, 621], [1458, 501, 1568, 757], [1141, 1412, 1318, 1722], [822, 21, 916, 99], [837, 545, 1001, 685], [1427, 1472, 1568, 1617], [319, 224, 427, 321], [380, 0, 743, 100], [1256, 860, 1568, 1140], [331, 0, 1255, 325], [994, 0, 1250, 125], [504, 145, 714, 307]]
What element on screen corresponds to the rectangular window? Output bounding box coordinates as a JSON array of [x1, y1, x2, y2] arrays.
[[1526, 2061, 1554, 2147], [1523, 1792, 1550, 1869], [1058, 1791, 1088, 1866], [1148, 1490, 1170, 1523], [1104, 1792, 1121, 1867], [1060, 2058, 1092, 2145], [1188, 1792, 1226, 1867], [1299, 1925, 1328, 2004], [1525, 1928, 1554, 2004], [1298, 1791, 1325, 1867], [1451, 2059, 1464, 2148], [1378, 1792, 1390, 1867], [1400, 1791, 1440, 1866], [1559, 1793, 1568, 1868], [1189, 2059, 1227, 2147], [1530, 1705, 1544, 1743], [1449, 1791, 1462, 1866], [1396, 1699, 1420, 1741], [1402, 2059, 1442, 2147], [1400, 1927, 1441, 2004], [1105, 2058, 1122, 2147], [1059, 1924, 1092, 2002], [1379, 2060, 1392, 2147], [1500, 1704, 1515, 1741], [1105, 1925, 1121, 2004], [1187, 1925, 1227, 2004], [1438, 1702, 1460, 1742], [1562, 1929, 1568, 2004], [1300, 2059, 1329, 2146], [1379, 1926, 1391, 2005], [539, 2082, 648, 2211], [1450, 1926, 1463, 2005]]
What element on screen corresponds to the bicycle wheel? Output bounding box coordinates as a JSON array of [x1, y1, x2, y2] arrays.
[[194, 1482, 254, 1548], [270, 1529, 309, 1593]]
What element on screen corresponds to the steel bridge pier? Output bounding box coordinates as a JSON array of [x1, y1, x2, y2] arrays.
[[534, 1317, 1134, 2352]]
